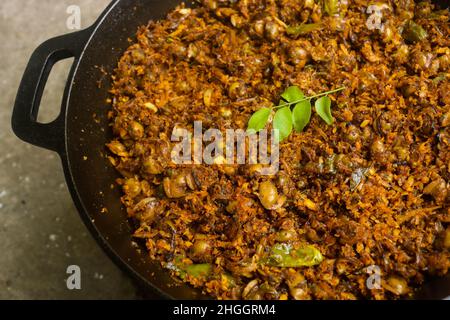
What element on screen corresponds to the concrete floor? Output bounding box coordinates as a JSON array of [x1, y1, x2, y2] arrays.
[[0, 0, 139, 299]]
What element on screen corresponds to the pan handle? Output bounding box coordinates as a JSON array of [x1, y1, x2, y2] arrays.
[[12, 29, 91, 153]]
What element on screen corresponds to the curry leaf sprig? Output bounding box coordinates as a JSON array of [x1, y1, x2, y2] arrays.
[[247, 86, 345, 141]]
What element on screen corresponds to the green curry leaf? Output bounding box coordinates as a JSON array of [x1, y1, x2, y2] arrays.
[[247, 107, 271, 134], [273, 107, 293, 142], [292, 100, 312, 132], [315, 96, 334, 125], [281, 86, 304, 103], [246, 86, 344, 141]]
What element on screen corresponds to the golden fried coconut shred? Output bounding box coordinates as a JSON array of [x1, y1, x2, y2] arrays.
[[107, 0, 449, 300]]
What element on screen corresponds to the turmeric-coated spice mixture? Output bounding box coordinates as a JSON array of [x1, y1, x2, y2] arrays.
[[107, 0, 449, 299]]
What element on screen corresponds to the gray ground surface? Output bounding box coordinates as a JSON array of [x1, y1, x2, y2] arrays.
[[0, 0, 139, 300]]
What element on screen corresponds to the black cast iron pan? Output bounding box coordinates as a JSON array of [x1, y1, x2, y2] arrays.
[[11, 0, 450, 300]]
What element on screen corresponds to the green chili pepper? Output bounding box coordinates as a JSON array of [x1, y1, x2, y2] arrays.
[[402, 20, 428, 43], [221, 273, 237, 288], [167, 256, 212, 280], [432, 73, 447, 84], [286, 23, 323, 37], [427, 10, 448, 20], [264, 243, 323, 267], [324, 0, 339, 16], [184, 263, 212, 279]]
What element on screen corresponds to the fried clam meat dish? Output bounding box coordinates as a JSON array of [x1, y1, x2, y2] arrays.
[[106, 0, 449, 300]]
